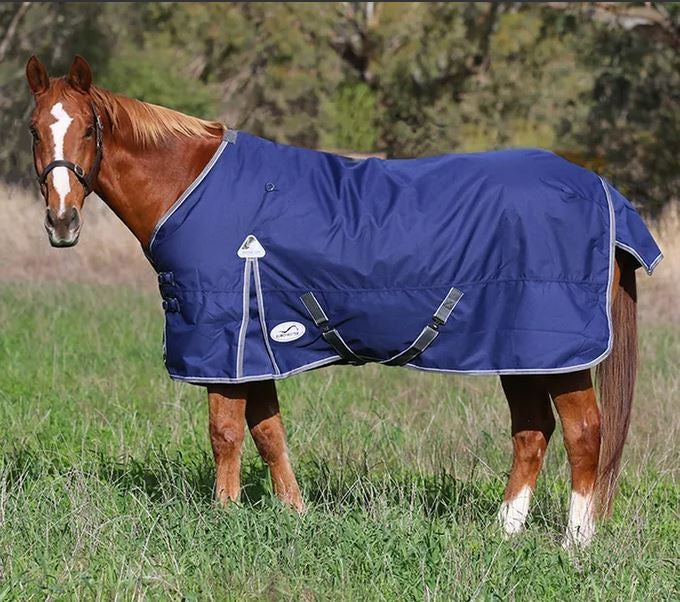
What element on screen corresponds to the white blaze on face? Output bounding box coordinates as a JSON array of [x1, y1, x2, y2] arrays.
[[49, 102, 74, 215], [564, 490, 595, 548], [498, 485, 532, 535]]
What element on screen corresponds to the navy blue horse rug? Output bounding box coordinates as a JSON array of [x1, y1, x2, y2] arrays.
[[148, 131, 662, 384]]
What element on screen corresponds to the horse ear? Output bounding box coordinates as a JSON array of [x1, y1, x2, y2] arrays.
[[68, 55, 92, 93], [26, 55, 49, 95]]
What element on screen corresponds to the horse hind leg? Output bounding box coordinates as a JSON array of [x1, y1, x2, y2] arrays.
[[546, 370, 601, 548], [498, 375, 555, 535]]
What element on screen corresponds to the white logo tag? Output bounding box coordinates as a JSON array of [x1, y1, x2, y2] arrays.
[[237, 235, 266, 258], [270, 321, 305, 343]]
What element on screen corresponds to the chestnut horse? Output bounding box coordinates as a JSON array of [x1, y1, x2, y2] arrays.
[[25, 55, 638, 547]]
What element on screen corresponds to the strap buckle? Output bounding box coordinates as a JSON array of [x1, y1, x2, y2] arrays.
[[162, 297, 180, 313], [431, 315, 444, 330], [300, 292, 366, 365], [158, 271, 175, 286]]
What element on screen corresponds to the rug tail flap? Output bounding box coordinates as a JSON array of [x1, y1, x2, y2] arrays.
[[604, 180, 663, 274]]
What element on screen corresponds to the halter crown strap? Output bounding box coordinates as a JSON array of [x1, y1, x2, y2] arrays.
[[37, 102, 103, 196]]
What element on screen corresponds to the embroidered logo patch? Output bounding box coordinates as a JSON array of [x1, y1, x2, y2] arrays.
[[270, 321, 305, 343], [237, 235, 266, 258]]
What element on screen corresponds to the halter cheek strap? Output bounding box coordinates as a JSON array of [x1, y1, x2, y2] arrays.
[[37, 101, 103, 196]]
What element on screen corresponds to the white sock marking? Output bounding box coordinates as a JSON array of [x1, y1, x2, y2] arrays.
[[498, 485, 532, 535], [49, 102, 74, 216], [564, 490, 595, 548]]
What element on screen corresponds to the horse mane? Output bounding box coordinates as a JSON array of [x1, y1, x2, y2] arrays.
[[85, 84, 223, 147]]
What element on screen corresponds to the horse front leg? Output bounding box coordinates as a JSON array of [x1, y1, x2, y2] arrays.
[[498, 375, 555, 535], [246, 380, 304, 512], [546, 370, 601, 548], [207, 384, 247, 504]]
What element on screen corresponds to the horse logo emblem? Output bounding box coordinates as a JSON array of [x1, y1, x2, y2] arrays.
[[237, 234, 266, 258], [270, 321, 306, 343]]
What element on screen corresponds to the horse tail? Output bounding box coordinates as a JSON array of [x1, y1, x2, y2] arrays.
[[595, 251, 638, 517]]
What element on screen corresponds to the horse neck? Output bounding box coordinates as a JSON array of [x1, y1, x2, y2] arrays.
[[93, 121, 222, 249]]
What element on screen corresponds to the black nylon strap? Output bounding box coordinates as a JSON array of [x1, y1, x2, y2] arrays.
[[383, 287, 464, 366], [433, 287, 464, 325], [382, 325, 439, 366], [300, 287, 463, 368], [300, 291, 329, 327], [322, 330, 366, 365], [300, 292, 366, 365], [39, 159, 85, 183]]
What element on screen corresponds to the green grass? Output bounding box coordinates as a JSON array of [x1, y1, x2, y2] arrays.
[[0, 284, 678, 600]]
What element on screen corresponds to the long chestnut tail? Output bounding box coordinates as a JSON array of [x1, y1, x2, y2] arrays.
[[595, 252, 638, 517]]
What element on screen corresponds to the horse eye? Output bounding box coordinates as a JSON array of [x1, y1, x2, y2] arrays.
[[84, 126, 94, 139], [29, 127, 40, 143]]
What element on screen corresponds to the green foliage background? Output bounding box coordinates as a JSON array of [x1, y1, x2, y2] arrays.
[[1, 2, 678, 212]]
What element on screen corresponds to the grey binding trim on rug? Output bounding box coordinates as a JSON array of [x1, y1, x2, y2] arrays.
[[167, 355, 342, 385], [236, 258, 252, 379], [253, 258, 281, 375], [615, 241, 663, 276], [148, 129, 235, 254], [647, 251, 664, 274], [599, 181, 663, 275]]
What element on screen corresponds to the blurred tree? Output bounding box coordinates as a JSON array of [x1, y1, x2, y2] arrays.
[[556, 3, 680, 214], [1, 2, 677, 212], [0, 2, 112, 180], [321, 82, 378, 151]]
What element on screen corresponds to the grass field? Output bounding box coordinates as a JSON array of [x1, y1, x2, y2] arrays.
[[0, 282, 678, 601], [1, 187, 678, 600]]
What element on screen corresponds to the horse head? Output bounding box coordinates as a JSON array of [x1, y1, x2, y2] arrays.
[[25, 55, 102, 247]]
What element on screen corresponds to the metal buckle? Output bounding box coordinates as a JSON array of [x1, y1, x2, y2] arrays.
[[162, 297, 180, 313], [158, 272, 175, 286], [74, 164, 84, 178]]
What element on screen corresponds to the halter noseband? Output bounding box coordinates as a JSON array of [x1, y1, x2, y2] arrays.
[[36, 101, 103, 196]]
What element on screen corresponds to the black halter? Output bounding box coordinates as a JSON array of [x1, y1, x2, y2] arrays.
[[36, 101, 103, 196]]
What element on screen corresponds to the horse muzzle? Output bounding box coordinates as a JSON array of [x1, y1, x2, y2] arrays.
[[45, 206, 81, 247]]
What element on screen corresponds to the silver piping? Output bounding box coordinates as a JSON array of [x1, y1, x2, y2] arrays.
[[148, 131, 234, 253], [253, 258, 281, 375], [236, 259, 252, 379], [614, 241, 662, 276], [167, 355, 342, 385]]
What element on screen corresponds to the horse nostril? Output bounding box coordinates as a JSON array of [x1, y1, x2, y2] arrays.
[[70, 207, 80, 227], [45, 208, 57, 228]]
